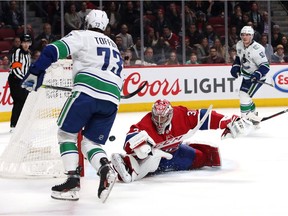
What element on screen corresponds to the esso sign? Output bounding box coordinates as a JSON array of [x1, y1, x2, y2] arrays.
[[273, 69, 288, 92]]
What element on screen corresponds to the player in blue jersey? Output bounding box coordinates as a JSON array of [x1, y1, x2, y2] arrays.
[[21, 10, 123, 202]]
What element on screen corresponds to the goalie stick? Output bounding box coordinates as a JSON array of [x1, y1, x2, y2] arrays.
[[156, 104, 213, 150], [41, 81, 148, 99]]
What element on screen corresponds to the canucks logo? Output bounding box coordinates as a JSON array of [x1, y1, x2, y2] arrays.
[[273, 69, 288, 92]]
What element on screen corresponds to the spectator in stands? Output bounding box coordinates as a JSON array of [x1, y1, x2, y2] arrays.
[[271, 44, 288, 63], [115, 35, 125, 55], [154, 9, 171, 39], [186, 23, 203, 47], [195, 11, 206, 34], [104, 24, 116, 41], [228, 26, 240, 48], [202, 24, 218, 48], [184, 4, 196, 27], [16, 24, 35, 44], [241, 12, 251, 29], [248, 2, 263, 34], [0, 55, 10, 70], [271, 25, 284, 49], [64, 3, 82, 34], [165, 51, 179, 65], [45, 1, 61, 35], [246, 21, 261, 42], [120, 1, 140, 34], [144, 27, 158, 48], [163, 25, 179, 51], [165, 2, 181, 34], [204, 46, 225, 64], [106, 1, 121, 35], [2, 1, 23, 29], [8, 36, 21, 61], [260, 34, 273, 62], [214, 38, 225, 59], [189, 1, 209, 15], [135, 47, 157, 66], [116, 24, 134, 50], [34, 23, 57, 51], [153, 36, 172, 65], [130, 37, 142, 62], [186, 53, 199, 64], [230, 4, 243, 34], [122, 49, 135, 67], [196, 37, 210, 63], [281, 36, 288, 55], [176, 37, 195, 63], [77, 1, 91, 29], [261, 11, 275, 35], [227, 47, 237, 64]]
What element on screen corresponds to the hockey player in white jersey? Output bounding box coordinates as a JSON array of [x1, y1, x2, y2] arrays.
[[21, 10, 123, 202], [230, 26, 270, 125]]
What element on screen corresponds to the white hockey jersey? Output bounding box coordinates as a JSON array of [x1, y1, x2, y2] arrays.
[[51, 30, 123, 105], [236, 40, 269, 80]]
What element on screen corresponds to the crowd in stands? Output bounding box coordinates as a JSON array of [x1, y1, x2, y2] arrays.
[[1, 0, 288, 69]]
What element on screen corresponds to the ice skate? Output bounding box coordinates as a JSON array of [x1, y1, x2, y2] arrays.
[[97, 158, 117, 203], [51, 167, 81, 201]]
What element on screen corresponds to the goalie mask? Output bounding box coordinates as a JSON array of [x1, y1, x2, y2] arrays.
[[151, 99, 173, 134], [84, 10, 109, 31]]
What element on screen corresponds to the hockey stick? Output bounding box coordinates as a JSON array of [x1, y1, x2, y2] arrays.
[[42, 81, 148, 99], [156, 104, 213, 150], [261, 108, 288, 122], [257, 80, 274, 87]]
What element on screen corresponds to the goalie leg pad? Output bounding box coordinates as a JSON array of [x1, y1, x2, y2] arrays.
[[189, 143, 221, 168], [158, 144, 196, 171], [111, 153, 134, 183]]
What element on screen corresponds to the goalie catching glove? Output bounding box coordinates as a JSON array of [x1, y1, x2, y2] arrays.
[[125, 130, 156, 159], [221, 115, 254, 139]]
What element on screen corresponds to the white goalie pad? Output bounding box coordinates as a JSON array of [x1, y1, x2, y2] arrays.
[[127, 131, 156, 149], [226, 117, 254, 138], [111, 149, 172, 183]]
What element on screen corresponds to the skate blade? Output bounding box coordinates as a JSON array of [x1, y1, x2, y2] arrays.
[[51, 190, 79, 201], [100, 172, 117, 203]]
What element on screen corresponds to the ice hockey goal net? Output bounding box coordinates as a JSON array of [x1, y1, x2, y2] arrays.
[[0, 59, 84, 178]]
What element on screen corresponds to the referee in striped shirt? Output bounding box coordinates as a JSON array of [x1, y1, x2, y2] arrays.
[[8, 34, 32, 132]]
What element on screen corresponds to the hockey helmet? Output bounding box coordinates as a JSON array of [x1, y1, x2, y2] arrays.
[[84, 10, 109, 31], [240, 26, 254, 40], [151, 99, 173, 134], [20, 34, 32, 43]]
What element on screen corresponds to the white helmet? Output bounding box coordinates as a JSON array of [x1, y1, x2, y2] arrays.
[[240, 26, 254, 39], [85, 10, 109, 31]]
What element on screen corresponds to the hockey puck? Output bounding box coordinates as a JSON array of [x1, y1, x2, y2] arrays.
[[109, 135, 116, 141]]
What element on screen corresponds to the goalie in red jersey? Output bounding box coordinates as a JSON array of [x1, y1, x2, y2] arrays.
[[111, 99, 254, 183]]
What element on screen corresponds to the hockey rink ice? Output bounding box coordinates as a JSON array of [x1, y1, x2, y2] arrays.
[[0, 107, 288, 216]]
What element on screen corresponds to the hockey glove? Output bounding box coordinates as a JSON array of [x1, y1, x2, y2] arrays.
[[125, 131, 156, 159], [250, 71, 262, 83], [21, 66, 45, 92], [230, 65, 240, 78]]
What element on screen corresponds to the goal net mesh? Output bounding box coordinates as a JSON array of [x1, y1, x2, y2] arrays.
[[0, 59, 73, 178]]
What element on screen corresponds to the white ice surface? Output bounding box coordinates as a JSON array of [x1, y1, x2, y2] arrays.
[[0, 107, 288, 216]]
